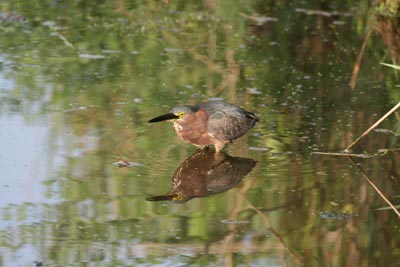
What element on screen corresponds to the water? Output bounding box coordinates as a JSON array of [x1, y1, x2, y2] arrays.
[[0, 1, 399, 266]]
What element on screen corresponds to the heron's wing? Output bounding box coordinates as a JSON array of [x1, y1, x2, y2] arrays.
[[206, 109, 256, 142]]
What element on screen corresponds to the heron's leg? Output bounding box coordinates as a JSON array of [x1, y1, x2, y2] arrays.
[[214, 142, 226, 153]]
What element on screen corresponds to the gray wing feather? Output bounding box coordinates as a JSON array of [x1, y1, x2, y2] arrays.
[[206, 106, 257, 142]]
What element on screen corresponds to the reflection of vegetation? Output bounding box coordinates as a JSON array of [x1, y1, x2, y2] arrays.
[[1, 0, 400, 266]]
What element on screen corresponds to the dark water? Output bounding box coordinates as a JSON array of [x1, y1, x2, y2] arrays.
[[1, 1, 399, 266]]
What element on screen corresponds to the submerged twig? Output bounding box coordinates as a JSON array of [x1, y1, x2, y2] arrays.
[[313, 151, 374, 158], [43, 21, 76, 49], [313, 148, 400, 158], [347, 157, 400, 219], [345, 102, 400, 151], [350, 27, 374, 90], [245, 200, 304, 264]]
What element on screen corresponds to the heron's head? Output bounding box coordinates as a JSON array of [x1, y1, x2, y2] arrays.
[[146, 192, 189, 203], [148, 105, 196, 123]]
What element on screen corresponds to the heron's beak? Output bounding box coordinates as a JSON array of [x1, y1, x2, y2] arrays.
[[148, 113, 179, 123], [146, 193, 177, 201]]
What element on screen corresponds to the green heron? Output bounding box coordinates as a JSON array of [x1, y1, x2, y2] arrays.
[[146, 148, 257, 203], [148, 101, 259, 152]]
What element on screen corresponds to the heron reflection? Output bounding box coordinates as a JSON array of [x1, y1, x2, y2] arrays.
[[147, 149, 257, 203]]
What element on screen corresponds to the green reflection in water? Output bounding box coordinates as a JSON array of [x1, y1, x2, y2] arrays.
[[1, 0, 400, 266]]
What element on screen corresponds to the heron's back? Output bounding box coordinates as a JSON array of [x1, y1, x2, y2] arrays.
[[201, 101, 259, 142]]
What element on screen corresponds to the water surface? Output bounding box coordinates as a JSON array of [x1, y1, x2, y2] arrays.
[[0, 1, 399, 266]]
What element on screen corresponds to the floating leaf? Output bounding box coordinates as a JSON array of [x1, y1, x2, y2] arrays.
[[320, 211, 352, 220], [113, 159, 144, 168]]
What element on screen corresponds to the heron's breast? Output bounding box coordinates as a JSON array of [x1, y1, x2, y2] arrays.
[[173, 109, 218, 146]]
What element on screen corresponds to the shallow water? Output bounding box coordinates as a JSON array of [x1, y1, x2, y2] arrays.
[[0, 1, 399, 266]]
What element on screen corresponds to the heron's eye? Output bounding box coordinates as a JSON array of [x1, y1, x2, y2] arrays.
[[177, 112, 185, 118], [173, 195, 183, 201]]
